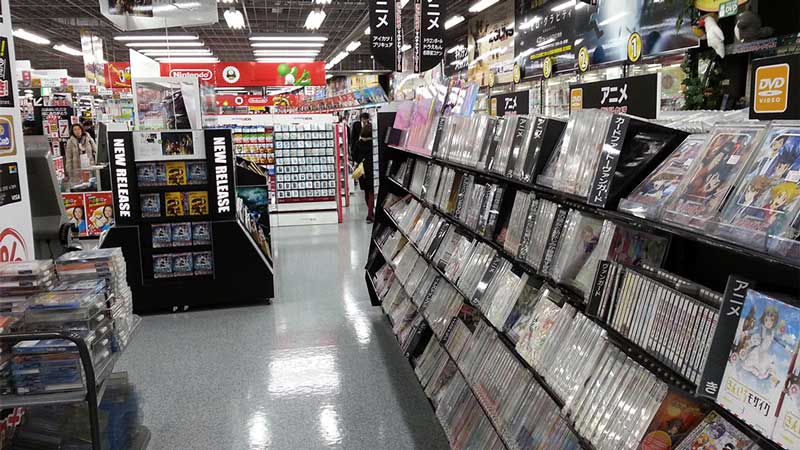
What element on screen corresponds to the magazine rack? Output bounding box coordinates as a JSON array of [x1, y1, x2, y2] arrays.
[[365, 109, 800, 450], [103, 129, 274, 314]]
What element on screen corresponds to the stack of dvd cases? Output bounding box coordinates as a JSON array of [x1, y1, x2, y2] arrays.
[[55, 249, 134, 352], [11, 339, 86, 395], [0, 261, 56, 320]]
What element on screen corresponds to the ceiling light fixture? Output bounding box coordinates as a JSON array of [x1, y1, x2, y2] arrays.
[[304, 9, 326, 30], [401, 44, 411, 52], [256, 57, 316, 63], [13, 29, 50, 45], [249, 34, 327, 42], [444, 15, 465, 30], [314, 0, 332, 3], [253, 50, 320, 56], [155, 57, 220, 63], [126, 41, 204, 47], [469, 0, 500, 12], [345, 41, 361, 52], [550, 0, 575, 11], [113, 33, 199, 41], [224, 8, 246, 29], [52, 44, 83, 56], [325, 50, 349, 69], [140, 49, 214, 56], [364, 27, 370, 35], [598, 11, 628, 27], [250, 42, 325, 48]]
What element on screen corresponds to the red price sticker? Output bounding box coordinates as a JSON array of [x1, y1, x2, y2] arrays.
[[0, 228, 27, 262]]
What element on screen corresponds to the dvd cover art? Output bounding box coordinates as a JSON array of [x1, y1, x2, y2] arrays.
[[140, 193, 161, 218], [152, 255, 172, 278], [165, 161, 187, 186], [714, 125, 800, 252], [718, 290, 800, 435], [155, 162, 167, 185], [637, 390, 706, 450], [62, 193, 87, 236], [774, 353, 800, 449], [137, 163, 156, 186], [186, 161, 208, 185], [553, 212, 604, 285], [151, 224, 171, 248], [161, 131, 194, 156], [192, 222, 211, 245], [188, 191, 209, 216], [164, 192, 185, 217], [662, 126, 764, 230], [85, 192, 114, 235], [673, 411, 753, 450], [619, 136, 707, 219], [171, 253, 193, 277], [170, 223, 191, 247]]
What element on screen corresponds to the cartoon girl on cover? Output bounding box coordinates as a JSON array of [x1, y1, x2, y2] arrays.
[[739, 304, 788, 382]]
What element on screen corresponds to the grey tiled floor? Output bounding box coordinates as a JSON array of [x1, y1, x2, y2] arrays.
[[116, 202, 450, 450]]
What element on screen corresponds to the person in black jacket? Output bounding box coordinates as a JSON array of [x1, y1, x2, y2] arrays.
[[352, 113, 375, 222]]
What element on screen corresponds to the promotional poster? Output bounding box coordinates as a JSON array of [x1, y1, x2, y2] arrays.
[[515, 0, 576, 80], [468, 0, 515, 87]]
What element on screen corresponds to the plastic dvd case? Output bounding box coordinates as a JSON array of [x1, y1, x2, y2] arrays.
[[151, 224, 172, 248], [660, 123, 767, 231], [140, 193, 161, 218], [170, 223, 192, 247], [618, 135, 707, 219], [192, 222, 212, 245], [711, 122, 800, 255]]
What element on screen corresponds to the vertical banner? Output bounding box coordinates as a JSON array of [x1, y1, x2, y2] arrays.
[[0, 0, 33, 261], [414, 0, 445, 73], [204, 129, 235, 221], [369, 0, 400, 71], [79, 30, 106, 87]]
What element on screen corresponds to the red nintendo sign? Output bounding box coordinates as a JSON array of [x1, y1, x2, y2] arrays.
[[215, 94, 300, 108], [159, 62, 326, 87]]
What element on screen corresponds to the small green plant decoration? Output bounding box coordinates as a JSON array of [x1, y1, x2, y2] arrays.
[[681, 48, 724, 110]]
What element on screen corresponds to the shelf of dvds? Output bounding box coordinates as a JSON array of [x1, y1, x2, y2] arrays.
[[368, 109, 797, 450]]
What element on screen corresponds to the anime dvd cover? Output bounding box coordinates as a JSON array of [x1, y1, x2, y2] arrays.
[[171, 253, 193, 277], [140, 193, 161, 218], [718, 290, 800, 436], [713, 124, 800, 253], [636, 389, 707, 450], [170, 223, 191, 247], [619, 136, 707, 220], [136, 163, 156, 187], [165, 161, 187, 186], [673, 411, 753, 450], [661, 125, 765, 231], [191, 222, 211, 246], [151, 224, 171, 248], [164, 192, 185, 217]]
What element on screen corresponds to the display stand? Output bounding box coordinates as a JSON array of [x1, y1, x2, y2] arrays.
[[0, 320, 146, 450], [365, 109, 800, 450], [103, 129, 274, 314]]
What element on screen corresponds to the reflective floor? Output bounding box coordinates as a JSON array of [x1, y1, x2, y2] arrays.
[[116, 201, 450, 450]]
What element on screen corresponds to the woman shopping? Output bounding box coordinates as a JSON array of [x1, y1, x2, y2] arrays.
[[65, 123, 97, 189], [352, 113, 375, 222]]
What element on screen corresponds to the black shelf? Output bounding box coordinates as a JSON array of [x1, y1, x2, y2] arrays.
[[138, 215, 212, 224], [147, 244, 213, 254], [387, 147, 800, 272]]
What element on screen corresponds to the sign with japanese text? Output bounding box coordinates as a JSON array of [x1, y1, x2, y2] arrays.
[[159, 62, 326, 87], [369, 0, 401, 71], [569, 73, 659, 119], [444, 35, 468, 76], [514, 0, 575, 80], [468, 0, 514, 86], [413, 0, 445, 73], [0, 36, 13, 108], [490, 90, 530, 117]]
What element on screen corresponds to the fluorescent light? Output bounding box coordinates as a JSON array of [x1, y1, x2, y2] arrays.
[[305, 9, 326, 30], [401, 44, 411, 52], [13, 29, 50, 45], [249, 35, 327, 42], [520, 16, 542, 30], [326, 74, 333, 80], [536, 38, 555, 48], [224, 9, 246, 29], [53, 44, 82, 56], [364, 27, 370, 35], [550, 0, 575, 11], [140, 50, 214, 56], [400, 0, 409, 7], [469, 0, 500, 12], [256, 58, 316, 63], [113, 33, 198, 41], [446, 45, 465, 54], [253, 50, 320, 56], [155, 57, 220, 63], [345, 41, 361, 52], [574, 37, 584, 46], [444, 15, 465, 30], [315, 0, 332, 3], [250, 42, 324, 48], [598, 11, 628, 27], [476, 34, 494, 44], [126, 42, 204, 47], [326, 50, 349, 69]]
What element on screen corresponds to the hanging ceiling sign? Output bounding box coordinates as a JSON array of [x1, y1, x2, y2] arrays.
[[369, 0, 402, 71], [99, 0, 218, 31], [490, 90, 530, 117], [514, 0, 575, 80], [569, 73, 660, 119], [159, 62, 326, 87], [104, 62, 131, 88], [468, 1, 515, 87], [413, 0, 445, 73]]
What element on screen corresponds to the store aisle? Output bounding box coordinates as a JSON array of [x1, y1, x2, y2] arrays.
[[116, 202, 450, 450]]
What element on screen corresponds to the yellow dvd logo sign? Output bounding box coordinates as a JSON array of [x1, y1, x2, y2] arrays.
[[754, 63, 790, 113]]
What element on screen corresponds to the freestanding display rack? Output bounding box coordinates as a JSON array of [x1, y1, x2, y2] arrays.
[[103, 129, 274, 314], [365, 109, 800, 450]]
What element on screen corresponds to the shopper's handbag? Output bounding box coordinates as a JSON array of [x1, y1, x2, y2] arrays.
[[352, 162, 365, 180]]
